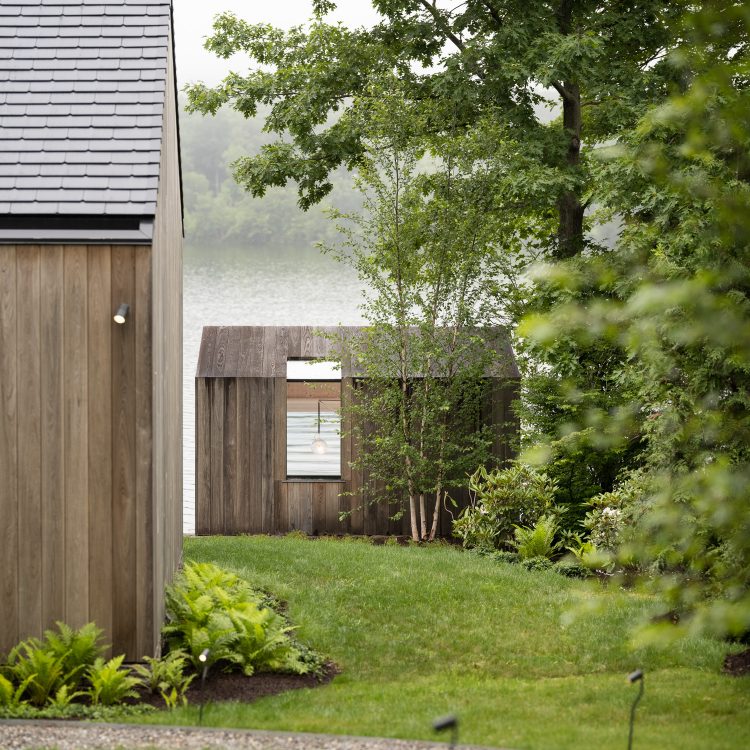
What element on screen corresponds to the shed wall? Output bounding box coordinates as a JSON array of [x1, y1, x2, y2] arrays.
[[195, 341, 518, 538], [0, 244, 153, 658], [150, 28, 183, 655]]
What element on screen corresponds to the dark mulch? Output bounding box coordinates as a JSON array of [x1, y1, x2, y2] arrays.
[[723, 648, 750, 677], [136, 662, 339, 708]]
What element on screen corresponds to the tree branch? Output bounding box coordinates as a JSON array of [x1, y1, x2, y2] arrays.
[[550, 80, 574, 103], [418, 0, 465, 52], [479, 0, 503, 28]]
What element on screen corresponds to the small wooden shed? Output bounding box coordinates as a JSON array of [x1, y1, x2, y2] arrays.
[[195, 326, 519, 538], [0, 0, 183, 659]]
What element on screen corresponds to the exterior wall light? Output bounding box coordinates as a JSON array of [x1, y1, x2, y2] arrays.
[[113, 303, 130, 324]]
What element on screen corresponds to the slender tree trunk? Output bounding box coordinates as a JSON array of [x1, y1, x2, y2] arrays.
[[556, 80, 584, 259], [419, 493, 427, 540], [428, 422, 448, 541], [554, 0, 585, 259]]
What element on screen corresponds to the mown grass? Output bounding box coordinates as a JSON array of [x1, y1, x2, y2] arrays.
[[126, 535, 749, 749]]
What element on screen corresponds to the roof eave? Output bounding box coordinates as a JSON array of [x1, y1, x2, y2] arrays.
[[0, 218, 154, 245]]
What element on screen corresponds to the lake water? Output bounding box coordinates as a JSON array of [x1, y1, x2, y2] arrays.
[[182, 244, 365, 533]]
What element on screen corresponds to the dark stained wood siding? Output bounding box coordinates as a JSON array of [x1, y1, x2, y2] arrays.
[[195, 326, 519, 538]]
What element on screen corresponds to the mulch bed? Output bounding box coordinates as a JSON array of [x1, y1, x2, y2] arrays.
[[723, 648, 750, 677], [136, 662, 339, 708]]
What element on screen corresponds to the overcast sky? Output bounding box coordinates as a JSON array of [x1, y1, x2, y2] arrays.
[[172, 0, 379, 86]]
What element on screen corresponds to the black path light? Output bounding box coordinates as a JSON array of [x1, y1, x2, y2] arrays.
[[627, 669, 645, 750], [433, 714, 459, 750], [197, 648, 211, 726]]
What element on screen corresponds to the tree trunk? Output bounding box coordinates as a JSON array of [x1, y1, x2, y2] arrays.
[[409, 493, 419, 542], [555, 80, 584, 259], [419, 494, 427, 540]]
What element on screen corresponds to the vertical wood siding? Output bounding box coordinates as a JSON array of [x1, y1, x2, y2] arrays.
[[0, 244, 154, 658], [149, 28, 183, 654]]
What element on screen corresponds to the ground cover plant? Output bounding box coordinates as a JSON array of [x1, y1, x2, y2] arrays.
[[124, 535, 749, 750]]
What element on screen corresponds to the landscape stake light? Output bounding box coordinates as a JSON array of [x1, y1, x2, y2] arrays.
[[433, 714, 459, 750], [197, 649, 211, 725], [199, 648, 210, 689], [627, 669, 644, 750], [113, 303, 129, 325]]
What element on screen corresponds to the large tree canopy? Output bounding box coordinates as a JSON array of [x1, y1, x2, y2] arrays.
[[186, 0, 686, 259]]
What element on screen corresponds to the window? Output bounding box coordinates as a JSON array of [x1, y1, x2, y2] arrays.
[[286, 360, 341, 478]]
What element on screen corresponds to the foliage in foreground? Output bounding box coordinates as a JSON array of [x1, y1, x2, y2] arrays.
[[522, 3, 750, 639], [163, 561, 326, 677]]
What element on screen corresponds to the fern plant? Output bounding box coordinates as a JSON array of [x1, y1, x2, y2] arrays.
[[512, 515, 561, 561], [0, 673, 33, 708], [43, 621, 106, 690], [6, 640, 66, 707], [164, 561, 324, 677], [86, 656, 142, 706], [133, 651, 194, 708]]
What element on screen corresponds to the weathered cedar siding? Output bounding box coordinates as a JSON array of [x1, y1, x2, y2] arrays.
[[0, 244, 153, 657], [150, 29, 183, 653], [196, 326, 519, 537]]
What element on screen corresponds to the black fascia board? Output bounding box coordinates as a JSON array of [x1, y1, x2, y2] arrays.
[[0, 215, 154, 244]]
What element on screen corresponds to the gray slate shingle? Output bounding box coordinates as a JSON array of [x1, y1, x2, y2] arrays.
[[0, 0, 173, 219]]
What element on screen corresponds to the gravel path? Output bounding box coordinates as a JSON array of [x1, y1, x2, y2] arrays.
[[0, 720, 496, 750]]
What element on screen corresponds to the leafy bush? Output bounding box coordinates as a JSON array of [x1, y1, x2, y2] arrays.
[[512, 515, 561, 561], [452, 463, 556, 550], [163, 561, 325, 677], [584, 471, 651, 553], [519, 556, 554, 572], [552, 559, 590, 578], [86, 656, 142, 706]]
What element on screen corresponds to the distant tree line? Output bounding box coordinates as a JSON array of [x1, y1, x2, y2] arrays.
[[179, 100, 362, 248]]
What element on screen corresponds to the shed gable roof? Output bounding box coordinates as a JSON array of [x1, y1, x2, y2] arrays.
[[196, 326, 520, 380], [0, 0, 174, 238]]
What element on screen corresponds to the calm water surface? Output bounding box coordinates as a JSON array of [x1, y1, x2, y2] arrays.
[[182, 244, 365, 533]]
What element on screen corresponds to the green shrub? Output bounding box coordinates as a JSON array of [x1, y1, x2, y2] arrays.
[[163, 561, 325, 677], [86, 656, 142, 706], [552, 559, 590, 578], [512, 515, 561, 561], [519, 556, 554, 572], [584, 471, 652, 553], [452, 463, 556, 550]]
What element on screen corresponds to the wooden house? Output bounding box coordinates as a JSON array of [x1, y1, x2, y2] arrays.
[[0, 0, 182, 659], [195, 326, 519, 538]]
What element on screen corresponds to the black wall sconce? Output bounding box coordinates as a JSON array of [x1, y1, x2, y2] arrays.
[[113, 303, 130, 325]]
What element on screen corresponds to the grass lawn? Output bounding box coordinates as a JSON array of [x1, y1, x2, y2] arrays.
[[127, 535, 749, 749]]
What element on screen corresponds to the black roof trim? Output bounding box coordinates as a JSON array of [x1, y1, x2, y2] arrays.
[[0, 215, 154, 244]]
